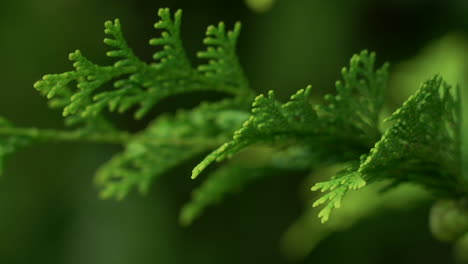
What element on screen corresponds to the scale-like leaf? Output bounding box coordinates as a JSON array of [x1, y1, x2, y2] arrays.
[[313, 75, 463, 223], [193, 51, 389, 179], [34, 8, 252, 125], [359, 75, 463, 195], [95, 98, 250, 199]]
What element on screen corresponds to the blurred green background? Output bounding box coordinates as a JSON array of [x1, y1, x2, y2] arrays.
[[1, 0, 468, 263]]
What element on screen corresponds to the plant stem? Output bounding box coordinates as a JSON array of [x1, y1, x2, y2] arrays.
[[0, 126, 226, 148], [0, 127, 132, 144]]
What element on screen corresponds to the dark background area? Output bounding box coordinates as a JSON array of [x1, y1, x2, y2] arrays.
[[0, 0, 467, 263]]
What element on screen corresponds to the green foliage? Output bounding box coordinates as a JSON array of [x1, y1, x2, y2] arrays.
[[359, 76, 463, 194], [313, 75, 464, 222], [0, 7, 467, 259], [192, 51, 389, 180], [21, 8, 255, 201], [95, 98, 251, 199], [281, 174, 429, 260], [0, 8, 254, 203], [198, 21, 248, 90], [33, 8, 251, 124], [311, 165, 366, 223], [316, 51, 388, 145], [191, 86, 318, 179]]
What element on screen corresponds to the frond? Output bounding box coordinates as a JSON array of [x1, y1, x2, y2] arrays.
[[358, 75, 463, 196], [150, 9, 191, 71], [316, 50, 389, 144], [34, 7, 253, 125], [192, 50, 389, 179], [95, 98, 251, 199], [197, 21, 249, 92], [311, 166, 366, 223], [192, 86, 318, 179], [312, 75, 464, 223]]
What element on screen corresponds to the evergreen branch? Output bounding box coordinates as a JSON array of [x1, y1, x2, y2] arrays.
[[198, 21, 250, 93], [312, 75, 464, 223], [150, 8, 191, 71], [5, 7, 467, 254], [0, 126, 131, 144], [96, 98, 251, 199], [192, 51, 389, 179], [358, 75, 464, 196], [0, 126, 225, 147], [192, 87, 317, 179], [311, 165, 366, 223], [315, 50, 389, 145], [34, 8, 254, 125]]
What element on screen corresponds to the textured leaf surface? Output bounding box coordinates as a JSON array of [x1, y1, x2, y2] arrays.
[[359, 75, 463, 195], [34, 8, 251, 124], [313, 75, 464, 223], [95, 98, 250, 199], [311, 165, 366, 223], [193, 51, 389, 179]]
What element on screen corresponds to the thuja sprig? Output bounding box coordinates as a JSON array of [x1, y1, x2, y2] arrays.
[[192, 51, 389, 180], [1, 8, 255, 198], [311, 75, 465, 223], [1, 7, 467, 259]]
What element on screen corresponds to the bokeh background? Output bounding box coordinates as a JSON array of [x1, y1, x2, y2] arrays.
[[1, 0, 468, 263]]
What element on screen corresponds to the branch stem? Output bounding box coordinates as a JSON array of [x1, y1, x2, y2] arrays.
[[0, 126, 132, 144], [0, 126, 225, 148]]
